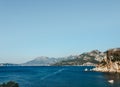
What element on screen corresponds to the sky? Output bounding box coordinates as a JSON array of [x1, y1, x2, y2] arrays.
[[0, 0, 120, 63]]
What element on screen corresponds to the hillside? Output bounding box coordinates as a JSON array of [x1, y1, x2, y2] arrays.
[[21, 50, 105, 66], [22, 56, 57, 66], [53, 50, 105, 66], [22, 55, 76, 66]]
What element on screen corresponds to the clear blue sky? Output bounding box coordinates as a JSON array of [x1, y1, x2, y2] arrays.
[[0, 0, 120, 63]]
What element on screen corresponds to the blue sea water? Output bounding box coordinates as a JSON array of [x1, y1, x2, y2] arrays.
[[0, 66, 120, 87]]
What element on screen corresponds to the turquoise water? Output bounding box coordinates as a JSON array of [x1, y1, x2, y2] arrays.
[[0, 66, 120, 87]]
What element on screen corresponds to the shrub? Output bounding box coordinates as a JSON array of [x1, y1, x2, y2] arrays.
[[0, 81, 19, 87]]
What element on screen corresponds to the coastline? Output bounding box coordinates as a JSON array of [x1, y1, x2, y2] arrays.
[[92, 64, 120, 73]]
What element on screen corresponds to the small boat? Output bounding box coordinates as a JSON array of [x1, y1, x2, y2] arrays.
[[84, 68, 88, 71], [108, 80, 114, 84]]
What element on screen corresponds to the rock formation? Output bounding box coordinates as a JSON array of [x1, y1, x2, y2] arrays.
[[93, 48, 120, 73]]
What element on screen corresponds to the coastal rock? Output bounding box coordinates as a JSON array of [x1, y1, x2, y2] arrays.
[[93, 48, 120, 73]]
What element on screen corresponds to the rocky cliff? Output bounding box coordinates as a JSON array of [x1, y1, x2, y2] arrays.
[[93, 48, 120, 73]]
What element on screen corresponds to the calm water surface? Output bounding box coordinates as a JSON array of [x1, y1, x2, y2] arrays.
[[0, 66, 120, 87]]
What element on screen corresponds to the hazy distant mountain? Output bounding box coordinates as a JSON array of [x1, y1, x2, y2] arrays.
[[22, 56, 58, 66], [22, 55, 76, 66], [53, 50, 105, 66], [0, 63, 19, 66]]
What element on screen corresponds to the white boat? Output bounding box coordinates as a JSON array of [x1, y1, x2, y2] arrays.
[[108, 80, 114, 84], [84, 68, 88, 71]]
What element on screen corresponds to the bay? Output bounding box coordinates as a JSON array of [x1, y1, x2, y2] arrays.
[[0, 66, 120, 87]]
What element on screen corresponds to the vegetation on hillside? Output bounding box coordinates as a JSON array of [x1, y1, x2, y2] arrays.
[[52, 50, 104, 66]]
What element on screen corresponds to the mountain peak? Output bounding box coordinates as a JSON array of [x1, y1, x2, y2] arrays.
[[35, 56, 49, 60], [90, 50, 101, 54]]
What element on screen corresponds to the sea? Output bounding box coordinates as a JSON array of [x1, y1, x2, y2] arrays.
[[0, 66, 120, 87]]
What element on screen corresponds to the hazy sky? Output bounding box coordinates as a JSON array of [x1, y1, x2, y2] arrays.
[[0, 0, 120, 63]]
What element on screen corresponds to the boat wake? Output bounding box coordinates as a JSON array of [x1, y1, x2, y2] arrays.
[[41, 68, 64, 80]]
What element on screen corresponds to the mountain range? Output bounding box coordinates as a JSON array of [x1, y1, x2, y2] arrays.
[[53, 50, 105, 66], [22, 55, 76, 66], [0, 49, 106, 66], [21, 50, 106, 66]]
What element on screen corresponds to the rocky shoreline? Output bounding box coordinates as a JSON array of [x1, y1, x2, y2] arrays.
[[93, 48, 120, 73], [92, 63, 120, 73]]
